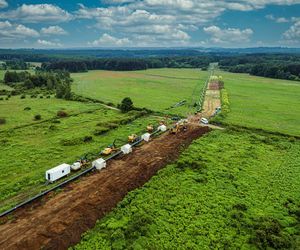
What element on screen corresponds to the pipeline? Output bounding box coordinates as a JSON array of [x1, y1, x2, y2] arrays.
[[0, 129, 164, 218]]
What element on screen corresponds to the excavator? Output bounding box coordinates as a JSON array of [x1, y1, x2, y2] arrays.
[[170, 119, 188, 134], [128, 134, 140, 143], [101, 139, 123, 156], [146, 124, 154, 133]]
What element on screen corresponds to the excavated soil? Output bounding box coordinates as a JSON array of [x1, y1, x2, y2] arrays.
[[0, 125, 210, 250]]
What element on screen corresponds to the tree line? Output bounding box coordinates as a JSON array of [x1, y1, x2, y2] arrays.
[[4, 71, 72, 99]]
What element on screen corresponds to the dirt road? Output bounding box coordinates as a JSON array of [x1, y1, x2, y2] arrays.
[[0, 125, 210, 250]]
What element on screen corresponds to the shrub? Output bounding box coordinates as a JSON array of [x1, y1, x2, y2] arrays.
[[34, 114, 41, 121], [57, 110, 68, 118], [83, 136, 93, 143], [30, 94, 37, 98], [93, 128, 110, 136], [40, 95, 43, 99], [24, 107, 31, 111], [119, 97, 133, 113], [46, 95, 51, 99], [20, 94, 26, 99], [0, 97, 3, 101], [0, 118, 6, 125]]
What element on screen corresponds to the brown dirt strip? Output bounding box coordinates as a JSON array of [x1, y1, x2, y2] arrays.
[[0, 125, 210, 250]]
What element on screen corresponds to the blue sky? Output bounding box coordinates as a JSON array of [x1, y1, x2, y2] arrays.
[[0, 0, 299, 48]]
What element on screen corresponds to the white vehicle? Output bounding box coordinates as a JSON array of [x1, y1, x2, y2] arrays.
[[200, 118, 209, 124], [46, 163, 71, 182]]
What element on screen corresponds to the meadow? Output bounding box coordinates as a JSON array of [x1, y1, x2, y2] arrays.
[[74, 129, 300, 249], [72, 68, 208, 116], [0, 100, 159, 212], [219, 71, 300, 137], [0, 96, 104, 130]]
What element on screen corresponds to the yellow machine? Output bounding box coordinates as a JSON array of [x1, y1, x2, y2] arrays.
[[128, 134, 139, 143], [170, 120, 188, 134], [147, 124, 154, 133], [101, 140, 120, 156]]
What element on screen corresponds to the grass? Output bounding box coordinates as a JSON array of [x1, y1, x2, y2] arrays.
[[73, 129, 300, 249], [0, 96, 104, 130], [72, 68, 208, 116], [218, 71, 300, 137], [0, 101, 159, 212]]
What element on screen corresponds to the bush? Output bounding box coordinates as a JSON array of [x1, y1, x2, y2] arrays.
[[0, 118, 6, 125], [119, 97, 133, 113], [57, 110, 68, 118], [24, 107, 31, 111], [46, 95, 51, 99], [0, 97, 3, 101], [39, 95, 43, 99], [34, 114, 41, 121], [30, 94, 37, 98], [20, 94, 26, 99]]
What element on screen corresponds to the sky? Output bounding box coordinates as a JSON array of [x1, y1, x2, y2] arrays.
[[0, 0, 299, 48]]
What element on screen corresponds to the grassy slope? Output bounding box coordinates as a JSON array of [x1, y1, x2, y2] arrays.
[[74, 129, 300, 249], [0, 105, 158, 212], [0, 96, 103, 130], [72, 69, 207, 116], [220, 71, 300, 137]]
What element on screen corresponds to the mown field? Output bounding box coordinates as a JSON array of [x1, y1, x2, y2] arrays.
[[74, 129, 300, 249], [0, 97, 159, 212], [72, 68, 207, 116], [220, 71, 300, 137]]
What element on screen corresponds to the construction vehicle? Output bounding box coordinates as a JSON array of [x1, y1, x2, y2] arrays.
[[128, 134, 140, 143], [101, 139, 120, 156], [170, 119, 188, 134], [147, 124, 154, 133]]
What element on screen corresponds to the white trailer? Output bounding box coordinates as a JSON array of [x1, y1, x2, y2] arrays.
[[45, 163, 71, 182], [92, 158, 106, 170]]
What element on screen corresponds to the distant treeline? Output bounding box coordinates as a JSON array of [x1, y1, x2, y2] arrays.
[[40, 55, 300, 81], [219, 55, 300, 81], [41, 57, 213, 72]]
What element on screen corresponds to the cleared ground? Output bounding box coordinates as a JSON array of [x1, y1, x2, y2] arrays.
[[72, 68, 208, 116], [220, 71, 300, 136], [0, 125, 210, 250], [73, 129, 300, 249]]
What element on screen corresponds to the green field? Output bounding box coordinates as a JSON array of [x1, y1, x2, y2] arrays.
[[220, 71, 300, 136], [0, 97, 159, 212], [74, 129, 300, 249], [0, 96, 107, 130], [72, 69, 208, 116]]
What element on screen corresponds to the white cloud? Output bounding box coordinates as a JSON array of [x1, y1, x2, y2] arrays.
[[0, 21, 39, 40], [41, 26, 67, 36], [266, 14, 289, 23], [75, 0, 300, 46], [0, 0, 8, 9], [88, 33, 131, 47], [37, 39, 62, 47], [283, 21, 300, 43], [0, 4, 72, 23], [204, 25, 253, 44]]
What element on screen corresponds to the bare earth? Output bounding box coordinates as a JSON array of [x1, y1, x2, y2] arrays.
[[0, 125, 210, 250]]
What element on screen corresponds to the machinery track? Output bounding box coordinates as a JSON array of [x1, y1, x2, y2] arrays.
[[0, 125, 210, 250]]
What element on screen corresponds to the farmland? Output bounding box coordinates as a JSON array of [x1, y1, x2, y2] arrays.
[[74, 129, 300, 249], [219, 71, 300, 137], [72, 68, 208, 116]]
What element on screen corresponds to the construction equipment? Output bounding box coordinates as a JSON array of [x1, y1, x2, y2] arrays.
[[170, 119, 188, 134], [101, 140, 119, 156], [146, 124, 154, 133], [128, 134, 140, 143]]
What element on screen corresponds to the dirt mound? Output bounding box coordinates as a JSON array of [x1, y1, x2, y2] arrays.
[[0, 125, 210, 250]]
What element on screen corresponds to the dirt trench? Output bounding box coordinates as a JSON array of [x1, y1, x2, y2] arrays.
[[0, 125, 210, 250]]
